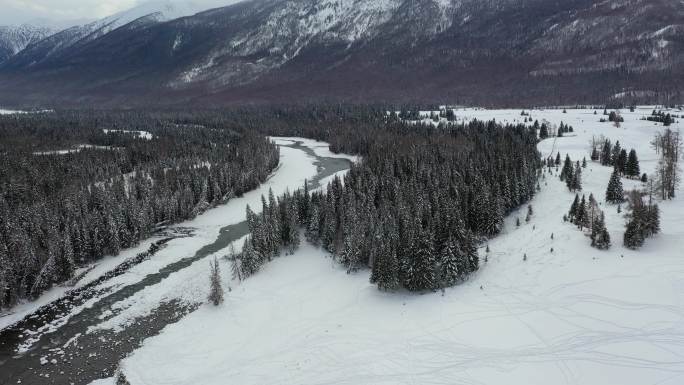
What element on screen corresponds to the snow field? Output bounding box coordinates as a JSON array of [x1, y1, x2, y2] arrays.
[[109, 108, 684, 385]]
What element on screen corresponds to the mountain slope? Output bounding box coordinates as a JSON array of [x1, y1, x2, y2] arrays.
[[0, 24, 54, 64], [0, 0, 682, 107]]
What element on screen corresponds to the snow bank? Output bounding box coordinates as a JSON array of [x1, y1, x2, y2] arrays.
[[112, 109, 684, 385], [270, 136, 361, 163], [1, 138, 324, 343], [86, 143, 322, 332]]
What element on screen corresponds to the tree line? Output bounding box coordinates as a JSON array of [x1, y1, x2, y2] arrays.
[[233, 117, 541, 292], [0, 111, 279, 309]]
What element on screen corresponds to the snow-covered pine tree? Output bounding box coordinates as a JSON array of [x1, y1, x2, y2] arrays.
[[240, 237, 260, 277], [560, 154, 573, 181], [570, 162, 582, 191], [406, 229, 436, 291], [590, 212, 611, 250], [539, 123, 549, 139], [623, 220, 645, 249], [55, 232, 75, 283], [439, 236, 460, 287], [576, 195, 589, 230], [208, 257, 224, 306], [617, 149, 628, 175], [605, 169, 624, 203], [626, 149, 640, 178], [611, 141, 622, 167], [601, 139, 612, 166]]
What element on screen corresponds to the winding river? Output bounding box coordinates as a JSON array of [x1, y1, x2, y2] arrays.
[[0, 140, 353, 385]]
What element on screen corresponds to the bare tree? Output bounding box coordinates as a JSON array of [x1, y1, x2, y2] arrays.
[[653, 128, 681, 200]]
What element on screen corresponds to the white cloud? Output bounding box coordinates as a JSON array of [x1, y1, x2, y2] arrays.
[[0, 0, 242, 26]]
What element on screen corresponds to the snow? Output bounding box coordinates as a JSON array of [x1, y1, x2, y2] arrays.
[[103, 108, 684, 385], [82, 140, 339, 333], [0, 108, 26, 114], [103, 129, 153, 140], [2, 138, 343, 352], [269, 136, 361, 162]]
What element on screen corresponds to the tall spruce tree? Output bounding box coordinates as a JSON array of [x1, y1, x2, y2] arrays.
[[606, 169, 625, 203], [208, 257, 224, 306], [626, 149, 640, 178]]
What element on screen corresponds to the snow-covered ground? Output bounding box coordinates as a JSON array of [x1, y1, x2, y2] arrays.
[[0, 108, 25, 114], [2, 139, 350, 355], [103, 129, 153, 140], [101, 108, 683, 385]]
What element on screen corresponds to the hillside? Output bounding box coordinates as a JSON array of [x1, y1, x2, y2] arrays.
[[0, 0, 682, 107]]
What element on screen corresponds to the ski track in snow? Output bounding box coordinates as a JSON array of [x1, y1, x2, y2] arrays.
[[95, 107, 684, 385]]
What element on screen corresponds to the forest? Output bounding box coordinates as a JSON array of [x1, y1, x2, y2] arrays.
[[1, 107, 541, 309], [232, 109, 542, 291], [0, 110, 279, 309]]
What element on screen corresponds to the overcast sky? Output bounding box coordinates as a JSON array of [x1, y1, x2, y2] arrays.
[[0, 0, 238, 26]]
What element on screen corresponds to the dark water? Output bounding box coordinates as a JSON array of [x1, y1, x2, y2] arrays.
[[0, 141, 351, 385]]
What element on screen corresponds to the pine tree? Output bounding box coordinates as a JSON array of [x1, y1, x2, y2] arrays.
[[539, 123, 549, 139], [611, 141, 622, 167], [555, 152, 561, 166], [240, 237, 260, 277], [406, 230, 436, 291], [560, 154, 573, 181], [55, 233, 75, 282], [605, 169, 624, 203], [590, 212, 611, 250], [626, 149, 640, 178], [601, 139, 612, 166], [576, 195, 589, 230], [623, 220, 644, 249], [439, 236, 460, 287], [617, 149, 627, 175], [208, 257, 224, 306]]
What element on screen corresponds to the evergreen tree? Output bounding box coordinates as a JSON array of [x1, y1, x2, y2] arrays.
[[208, 257, 224, 306], [439, 236, 460, 287], [539, 123, 549, 139], [576, 195, 589, 230], [625, 149, 640, 178], [601, 139, 612, 166], [590, 212, 611, 250], [623, 220, 645, 249], [611, 141, 622, 167], [406, 230, 436, 291], [560, 154, 573, 181], [605, 170, 624, 203], [617, 149, 627, 175]]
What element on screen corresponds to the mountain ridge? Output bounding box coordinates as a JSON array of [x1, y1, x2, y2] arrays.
[[0, 0, 682, 107]]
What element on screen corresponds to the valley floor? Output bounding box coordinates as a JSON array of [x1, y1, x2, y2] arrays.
[[108, 107, 684, 385]]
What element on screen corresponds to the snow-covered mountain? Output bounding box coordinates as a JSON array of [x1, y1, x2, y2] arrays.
[[2, 1, 236, 69], [0, 0, 682, 106], [0, 24, 54, 64]]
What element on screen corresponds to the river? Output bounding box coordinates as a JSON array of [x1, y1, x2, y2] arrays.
[[0, 139, 352, 385]]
